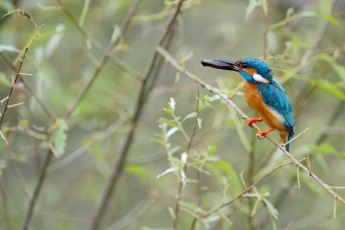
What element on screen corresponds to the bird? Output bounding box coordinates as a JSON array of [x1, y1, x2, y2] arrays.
[[201, 58, 295, 151]]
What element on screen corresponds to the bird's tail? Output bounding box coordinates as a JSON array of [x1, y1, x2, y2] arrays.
[[286, 133, 294, 152]]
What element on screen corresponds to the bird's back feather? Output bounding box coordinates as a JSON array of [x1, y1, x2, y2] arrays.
[[257, 80, 295, 133]]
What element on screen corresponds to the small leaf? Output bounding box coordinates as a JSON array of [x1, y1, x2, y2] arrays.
[[169, 97, 176, 111], [263, 198, 279, 220], [19, 119, 29, 128], [245, 0, 260, 19], [51, 119, 68, 157], [181, 152, 188, 163], [319, 14, 340, 27], [208, 145, 218, 156], [209, 95, 221, 101], [166, 127, 179, 138], [156, 166, 178, 179], [0, 73, 12, 87], [0, 45, 21, 53], [197, 118, 203, 129], [182, 112, 196, 122], [125, 164, 153, 181], [217, 160, 241, 195], [313, 143, 337, 155], [179, 200, 202, 212], [316, 80, 345, 100], [167, 145, 180, 156]]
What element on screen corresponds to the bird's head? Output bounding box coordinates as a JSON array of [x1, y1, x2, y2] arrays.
[[201, 58, 273, 84]]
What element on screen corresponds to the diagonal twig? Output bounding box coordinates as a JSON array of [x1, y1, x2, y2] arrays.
[[90, 1, 185, 229], [156, 46, 345, 207]]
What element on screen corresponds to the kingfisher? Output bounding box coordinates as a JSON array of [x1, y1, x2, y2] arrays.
[[201, 58, 295, 151]]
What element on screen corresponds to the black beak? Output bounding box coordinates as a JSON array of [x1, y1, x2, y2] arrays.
[[201, 59, 241, 71]]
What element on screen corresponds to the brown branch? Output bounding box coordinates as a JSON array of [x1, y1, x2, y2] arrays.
[[21, 150, 53, 230], [90, 1, 185, 229], [0, 48, 28, 129], [156, 46, 345, 206], [201, 159, 305, 217]]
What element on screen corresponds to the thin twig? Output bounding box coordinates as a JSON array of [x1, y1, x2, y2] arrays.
[[56, 0, 141, 117], [173, 88, 200, 230], [202, 159, 305, 217], [156, 46, 345, 206], [0, 54, 55, 120], [21, 150, 53, 230], [56, 0, 144, 118], [247, 132, 257, 230], [90, 1, 185, 229], [0, 48, 28, 129], [295, 43, 345, 116]]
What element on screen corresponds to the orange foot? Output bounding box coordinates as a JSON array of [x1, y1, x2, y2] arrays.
[[256, 127, 275, 140], [247, 117, 263, 128]]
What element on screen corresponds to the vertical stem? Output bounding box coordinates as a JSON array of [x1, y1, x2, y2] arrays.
[[90, 1, 185, 229], [21, 150, 53, 230], [247, 132, 257, 230], [1, 178, 12, 230]]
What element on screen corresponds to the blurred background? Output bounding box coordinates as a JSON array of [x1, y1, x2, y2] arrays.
[[0, 0, 345, 229]]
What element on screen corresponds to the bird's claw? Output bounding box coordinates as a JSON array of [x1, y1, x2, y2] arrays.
[[256, 133, 266, 140], [255, 128, 275, 140], [247, 117, 263, 128]]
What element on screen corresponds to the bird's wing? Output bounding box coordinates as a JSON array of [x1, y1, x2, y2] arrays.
[[258, 80, 295, 132]]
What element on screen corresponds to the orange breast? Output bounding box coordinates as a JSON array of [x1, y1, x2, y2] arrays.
[[243, 82, 286, 133]]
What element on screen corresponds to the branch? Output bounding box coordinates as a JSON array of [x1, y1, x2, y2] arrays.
[[156, 46, 345, 206], [21, 150, 53, 230], [174, 88, 200, 230], [90, 1, 185, 229], [56, 0, 144, 118], [201, 158, 305, 217], [0, 10, 42, 136]]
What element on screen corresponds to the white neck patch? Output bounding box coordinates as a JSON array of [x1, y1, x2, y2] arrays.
[[253, 73, 270, 84]]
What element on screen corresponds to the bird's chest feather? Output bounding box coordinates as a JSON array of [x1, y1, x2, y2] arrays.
[[243, 82, 285, 131]]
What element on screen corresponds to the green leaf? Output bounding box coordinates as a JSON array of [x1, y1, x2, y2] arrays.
[[263, 198, 279, 220], [0, 45, 21, 53], [313, 143, 337, 155], [319, 14, 340, 27], [314, 53, 345, 81], [125, 164, 153, 181], [166, 127, 179, 138], [197, 118, 202, 129], [51, 119, 68, 157], [182, 112, 196, 122], [156, 166, 178, 179], [169, 97, 176, 111], [0, 1, 14, 12], [19, 119, 29, 128], [179, 200, 202, 212], [217, 160, 241, 195], [315, 80, 345, 100], [245, 0, 260, 19], [207, 145, 218, 156], [0, 72, 12, 87]]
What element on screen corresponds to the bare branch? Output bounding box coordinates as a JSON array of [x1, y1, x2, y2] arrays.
[[156, 46, 345, 206], [90, 1, 185, 229]]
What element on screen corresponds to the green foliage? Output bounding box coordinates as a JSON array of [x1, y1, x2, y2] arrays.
[[49, 119, 68, 157], [1, 1, 345, 229]]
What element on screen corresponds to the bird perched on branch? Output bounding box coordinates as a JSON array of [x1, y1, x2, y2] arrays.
[[201, 58, 295, 151]]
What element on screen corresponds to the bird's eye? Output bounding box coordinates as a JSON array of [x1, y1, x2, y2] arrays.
[[235, 61, 244, 68]]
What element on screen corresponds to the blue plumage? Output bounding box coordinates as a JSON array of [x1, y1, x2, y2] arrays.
[[201, 58, 296, 151], [257, 80, 295, 132]]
